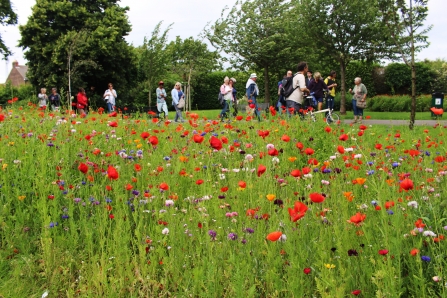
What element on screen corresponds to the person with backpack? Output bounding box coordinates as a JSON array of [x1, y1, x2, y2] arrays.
[[324, 70, 337, 112], [246, 73, 261, 120], [219, 77, 233, 121], [285, 62, 309, 115], [277, 70, 292, 111]]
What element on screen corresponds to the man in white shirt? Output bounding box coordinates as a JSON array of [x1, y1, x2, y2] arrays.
[[286, 62, 310, 115]]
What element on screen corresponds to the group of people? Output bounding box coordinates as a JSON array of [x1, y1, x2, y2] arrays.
[[156, 81, 185, 122], [276, 62, 367, 123], [37, 84, 118, 115]]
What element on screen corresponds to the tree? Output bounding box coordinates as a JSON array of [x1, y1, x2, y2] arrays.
[[298, 0, 393, 114], [0, 0, 18, 57], [205, 0, 301, 105], [19, 0, 137, 106], [165, 37, 221, 110], [137, 22, 172, 107], [379, 0, 431, 129]]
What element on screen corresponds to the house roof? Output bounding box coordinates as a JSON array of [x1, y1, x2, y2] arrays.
[[15, 65, 28, 79]]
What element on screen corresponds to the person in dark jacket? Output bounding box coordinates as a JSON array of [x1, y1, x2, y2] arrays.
[[308, 72, 328, 111], [245, 73, 261, 121]]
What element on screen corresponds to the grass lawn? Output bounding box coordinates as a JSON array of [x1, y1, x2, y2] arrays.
[[194, 109, 442, 121]]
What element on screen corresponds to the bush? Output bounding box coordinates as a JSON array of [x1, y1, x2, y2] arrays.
[[368, 95, 432, 112], [384, 62, 436, 95], [0, 82, 35, 105]]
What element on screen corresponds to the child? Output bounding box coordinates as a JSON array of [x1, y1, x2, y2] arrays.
[[38, 88, 48, 110]]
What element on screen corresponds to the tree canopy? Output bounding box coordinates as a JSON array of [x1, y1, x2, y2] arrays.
[[0, 0, 18, 57], [19, 0, 136, 101]]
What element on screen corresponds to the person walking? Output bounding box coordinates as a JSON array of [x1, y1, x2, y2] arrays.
[[48, 87, 61, 111], [324, 71, 337, 112], [156, 81, 169, 120], [103, 83, 117, 113], [349, 77, 368, 124], [76, 87, 88, 116], [171, 82, 185, 122], [229, 77, 238, 116], [308, 72, 328, 111], [38, 88, 48, 110], [246, 73, 261, 120], [286, 62, 309, 115], [219, 77, 233, 121]]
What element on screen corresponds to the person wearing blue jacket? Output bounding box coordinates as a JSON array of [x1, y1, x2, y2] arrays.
[[171, 82, 185, 122], [245, 73, 261, 120]]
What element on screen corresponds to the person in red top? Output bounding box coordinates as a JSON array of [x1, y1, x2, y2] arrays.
[[77, 87, 88, 115]]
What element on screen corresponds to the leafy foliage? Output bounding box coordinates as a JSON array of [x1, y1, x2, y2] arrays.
[[368, 94, 432, 112], [206, 0, 302, 104], [298, 0, 394, 114], [0, 0, 18, 57], [385, 62, 436, 95], [19, 0, 137, 105]]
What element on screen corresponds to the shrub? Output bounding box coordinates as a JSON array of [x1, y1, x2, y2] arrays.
[[368, 95, 432, 112]]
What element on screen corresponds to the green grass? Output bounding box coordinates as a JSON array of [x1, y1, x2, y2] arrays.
[[197, 109, 442, 121], [0, 104, 446, 297]]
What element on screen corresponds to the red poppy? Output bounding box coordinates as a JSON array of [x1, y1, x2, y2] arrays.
[[375, 143, 383, 150], [434, 156, 446, 163], [107, 166, 119, 180], [238, 181, 247, 188], [400, 178, 414, 191], [378, 249, 389, 255], [196, 179, 204, 185], [236, 115, 243, 121], [337, 145, 345, 154], [384, 201, 395, 209], [0, 114, 4, 122], [210, 136, 223, 150], [349, 212, 366, 224], [414, 218, 425, 228], [303, 267, 311, 274], [288, 201, 308, 222], [159, 182, 169, 191], [193, 135, 204, 143], [78, 162, 88, 174], [125, 184, 133, 190], [309, 193, 325, 203], [281, 134, 290, 142], [430, 107, 444, 115], [149, 136, 159, 146], [108, 121, 118, 127], [302, 167, 311, 174], [258, 130, 270, 138], [134, 164, 142, 172], [141, 132, 150, 139], [295, 142, 304, 150], [324, 126, 331, 133], [351, 290, 361, 296], [266, 231, 282, 242], [304, 148, 314, 155], [290, 169, 301, 177], [109, 111, 117, 117], [220, 186, 228, 192], [257, 164, 266, 177], [269, 106, 277, 116], [268, 148, 278, 156], [339, 134, 348, 141]]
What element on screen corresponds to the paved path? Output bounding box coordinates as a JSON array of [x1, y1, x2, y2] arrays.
[[342, 119, 447, 126]]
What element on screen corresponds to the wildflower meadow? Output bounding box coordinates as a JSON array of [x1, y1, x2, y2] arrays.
[[0, 103, 446, 297]]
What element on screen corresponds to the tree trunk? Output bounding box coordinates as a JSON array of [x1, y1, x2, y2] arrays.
[[339, 61, 347, 115], [409, 0, 416, 130], [148, 82, 152, 107], [187, 67, 192, 111], [263, 66, 271, 106]]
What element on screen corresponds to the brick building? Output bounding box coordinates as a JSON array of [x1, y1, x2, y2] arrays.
[[6, 60, 28, 87]]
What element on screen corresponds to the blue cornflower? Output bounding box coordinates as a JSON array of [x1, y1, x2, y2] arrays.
[[387, 210, 394, 215], [421, 256, 431, 262], [61, 214, 69, 219]]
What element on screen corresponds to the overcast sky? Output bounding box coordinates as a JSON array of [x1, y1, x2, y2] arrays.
[[1, 0, 446, 83]]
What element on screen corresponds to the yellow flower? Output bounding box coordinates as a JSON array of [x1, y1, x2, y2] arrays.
[[8, 142, 14, 146], [18, 196, 26, 201], [136, 144, 143, 149], [324, 263, 336, 269], [2, 164, 7, 170], [266, 194, 276, 201], [134, 139, 141, 143], [288, 157, 297, 162]]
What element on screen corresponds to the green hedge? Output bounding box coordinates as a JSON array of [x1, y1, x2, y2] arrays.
[[0, 83, 35, 105], [367, 95, 433, 112]]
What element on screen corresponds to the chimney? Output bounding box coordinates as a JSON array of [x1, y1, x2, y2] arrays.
[[12, 60, 19, 68]]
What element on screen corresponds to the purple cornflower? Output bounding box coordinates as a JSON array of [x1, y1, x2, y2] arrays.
[[74, 198, 82, 203], [244, 228, 255, 234], [208, 230, 217, 239], [227, 233, 238, 240]]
